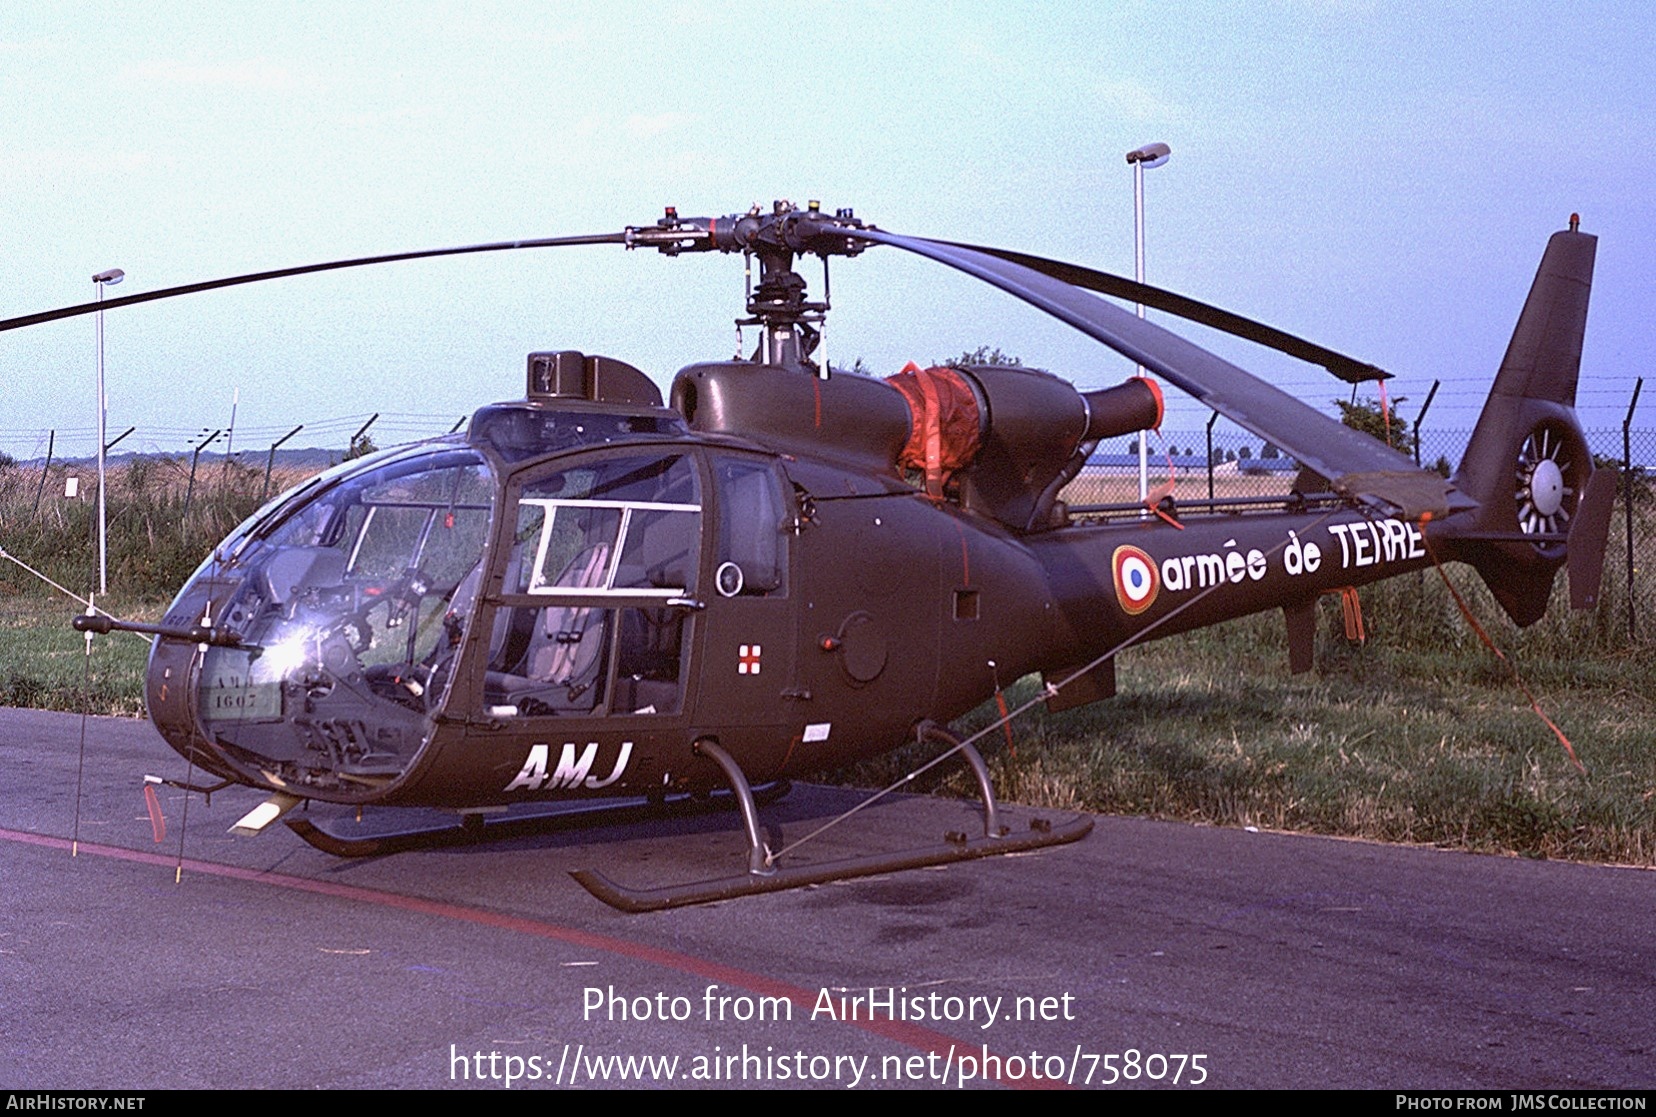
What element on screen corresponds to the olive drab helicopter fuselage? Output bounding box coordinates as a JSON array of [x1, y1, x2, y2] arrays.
[[145, 351, 1177, 812], [14, 201, 1613, 910]]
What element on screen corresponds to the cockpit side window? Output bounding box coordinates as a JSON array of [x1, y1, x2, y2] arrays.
[[512, 454, 699, 597], [485, 452, 701, 718], [712, 457, 790, 598]]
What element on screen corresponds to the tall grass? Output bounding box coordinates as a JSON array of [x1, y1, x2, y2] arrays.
[[0, 458, 312, 715], [0, 596, 155, 715], [0, 456, 311, 604]]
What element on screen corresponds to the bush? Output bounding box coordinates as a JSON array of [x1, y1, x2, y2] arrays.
[[1336, 395, 1415, 455]]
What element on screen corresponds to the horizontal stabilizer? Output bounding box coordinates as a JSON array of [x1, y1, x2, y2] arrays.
[[1332, 471, 1463, 520]]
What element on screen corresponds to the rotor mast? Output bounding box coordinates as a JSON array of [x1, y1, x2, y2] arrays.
[[626, 200, 868, 376]]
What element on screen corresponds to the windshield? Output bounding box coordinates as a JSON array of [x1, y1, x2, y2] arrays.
[[175, 446, 495, 793]]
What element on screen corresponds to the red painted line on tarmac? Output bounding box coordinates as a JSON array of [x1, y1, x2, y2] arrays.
[[1, 825, 1058, 1089]]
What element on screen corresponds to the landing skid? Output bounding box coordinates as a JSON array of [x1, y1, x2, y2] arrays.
[[571, 814, 1093, 913], [571, 726, 1094, 912], [284, 781, 792, 858]]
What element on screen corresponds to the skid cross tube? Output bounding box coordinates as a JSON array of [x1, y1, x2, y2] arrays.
[[922, 722, 1003, 839]]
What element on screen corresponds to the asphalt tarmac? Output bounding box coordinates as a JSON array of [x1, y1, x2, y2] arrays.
[[1, 708, 1651, 1090]]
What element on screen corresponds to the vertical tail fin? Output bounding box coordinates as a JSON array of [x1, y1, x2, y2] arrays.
[[1449, 224, 1609, 626]]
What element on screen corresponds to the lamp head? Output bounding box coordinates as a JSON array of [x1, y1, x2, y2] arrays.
[[1125, 142, 1171, 169]]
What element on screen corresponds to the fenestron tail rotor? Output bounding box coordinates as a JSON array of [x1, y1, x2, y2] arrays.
[[1515, 421, 1580, 540]]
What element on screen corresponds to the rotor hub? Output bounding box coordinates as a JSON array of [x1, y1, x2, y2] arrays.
[[1528, 458, 1565, 517]]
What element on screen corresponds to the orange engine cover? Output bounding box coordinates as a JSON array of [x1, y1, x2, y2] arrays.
[[885, 363, 984, 497]]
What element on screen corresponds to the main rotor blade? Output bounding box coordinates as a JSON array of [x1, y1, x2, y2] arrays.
[[841, 225, 1425, 489], [0, 232, 628, 333], [935, 240, 1390, 385]]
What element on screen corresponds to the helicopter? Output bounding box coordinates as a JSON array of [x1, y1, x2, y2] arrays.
[[7, 201, 1614, 911]]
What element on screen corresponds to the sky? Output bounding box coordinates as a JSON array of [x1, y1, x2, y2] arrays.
[[3, 1, 1652, 462]]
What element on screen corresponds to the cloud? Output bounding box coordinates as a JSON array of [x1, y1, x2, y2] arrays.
[[1092, 76, 1182, 125], [0, 148, 154, 183], [621, 111, 697, 139], [118, 58, 298, 92]]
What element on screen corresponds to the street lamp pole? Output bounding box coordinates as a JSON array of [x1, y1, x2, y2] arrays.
[[93, 267, 125, 594], [1126, 142, 1170, 506]]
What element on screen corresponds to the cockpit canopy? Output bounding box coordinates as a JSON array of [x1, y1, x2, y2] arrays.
[[183, 445, 495, 788], [155, 395, 793, 801]]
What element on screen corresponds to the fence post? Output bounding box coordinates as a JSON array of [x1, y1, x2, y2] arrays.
[[1624, 378, 1643, 641], [33, 430, 54, 514], [222, 387, 239, 479], [1413, 380, 1439, 469], [263, 424, 304, 499], [347, 414, 379, 458], [1206, 410, 1218, 501], [182, 429, 222, 539]]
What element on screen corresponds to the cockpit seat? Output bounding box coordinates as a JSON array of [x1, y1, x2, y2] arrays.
[[488, 543, 612, 714], [261, 546, 347, 604]]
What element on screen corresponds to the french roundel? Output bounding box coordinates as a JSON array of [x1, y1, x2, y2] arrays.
[[1112, 545, 1160, 615]]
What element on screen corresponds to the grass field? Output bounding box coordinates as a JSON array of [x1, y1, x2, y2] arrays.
[[1061, 462, 1307, 507], [3, 458, 1653, 866], [0, 458, 308, 711], [0, 596, 158, 716], [835, 575, 1656, 866]]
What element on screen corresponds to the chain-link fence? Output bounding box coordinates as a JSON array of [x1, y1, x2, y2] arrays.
[[0, 412, 467, 472], [5, 414, 1653, 643], [1064, 428, 1311, 506]]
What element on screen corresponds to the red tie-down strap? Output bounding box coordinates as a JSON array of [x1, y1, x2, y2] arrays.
[[143, 782, 166, 843], [1145, 434, 1184, 530], [1323, 585, 1366, 643], [1417, 515, 1584, 773]]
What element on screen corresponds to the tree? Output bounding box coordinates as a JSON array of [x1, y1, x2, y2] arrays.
[[944, 346, 1022, 368], [1335, 395, 1414, 456], [345, 432, 378, 461], [1261, 441, 1279, 459], [1237, 445, 1252, 460]]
